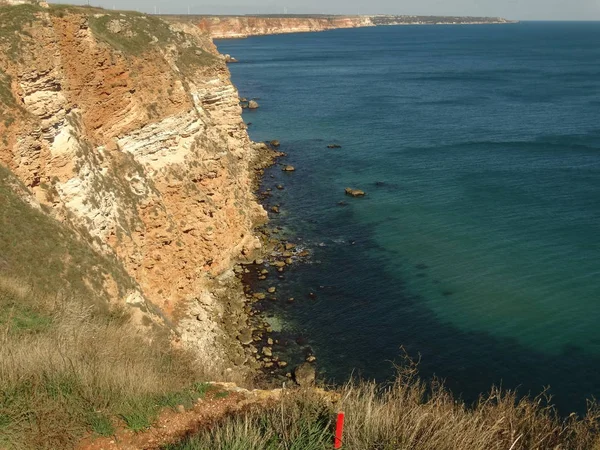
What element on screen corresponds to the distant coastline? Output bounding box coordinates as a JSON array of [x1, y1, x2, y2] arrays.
[[163, 14, 518, 39]]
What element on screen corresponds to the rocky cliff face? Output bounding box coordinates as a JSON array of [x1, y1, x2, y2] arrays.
[[195, 16, 374, 39], [0, 5, 272, 372]]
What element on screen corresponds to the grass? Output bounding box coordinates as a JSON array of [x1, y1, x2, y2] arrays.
[[0, 70, 15, 108], [165, 391, 333, 450], [0, 165, 134, 301], [0, 168, 227, 449], [167, 362, 600, 450], [86, 11, 177, 56], [88, 412, 114, 437], [0, 275, 207, 449], [0, 4, 42, 60], [176, 45, 219, 75]]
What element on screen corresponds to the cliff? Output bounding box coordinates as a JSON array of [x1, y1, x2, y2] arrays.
[[0, 3, 272, 372], [164, 14, 516, 40], [191, 15, 375, 39]]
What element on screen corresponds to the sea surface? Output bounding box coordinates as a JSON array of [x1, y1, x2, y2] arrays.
[[216, 22, 600, 413]]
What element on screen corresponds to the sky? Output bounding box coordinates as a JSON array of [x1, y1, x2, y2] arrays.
[[48, 0, 600, 21]]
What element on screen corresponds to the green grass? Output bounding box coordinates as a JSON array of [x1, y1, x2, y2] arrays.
[[164, 393, 333, 450], [87, 11, 177, 56], [194, 382, 211, 399], [119, 399, 156, 432], [0, 304, 52, 334], [0, 70, 15, 108], [176, 45, 219, 75], [0, 4, 42, 61], [0, 165, 135, 302], [88, 412, 114, 437]]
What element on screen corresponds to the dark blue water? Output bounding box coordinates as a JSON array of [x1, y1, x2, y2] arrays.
[[216, 22, 600, 413]]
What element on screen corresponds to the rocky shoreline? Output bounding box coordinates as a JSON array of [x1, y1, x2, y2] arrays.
[[226, 134, 320, 386]]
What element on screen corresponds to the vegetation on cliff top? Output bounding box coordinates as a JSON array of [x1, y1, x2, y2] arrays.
[[86, 11, 177, 56], [0, 4, 41, 60], [168, 366, 600, 450]]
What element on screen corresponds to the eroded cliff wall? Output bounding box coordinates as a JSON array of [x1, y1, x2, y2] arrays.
[[0, 4, 271, 372], [194, 16, 374, 39]]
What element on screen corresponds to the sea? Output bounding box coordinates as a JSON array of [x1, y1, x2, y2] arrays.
[[216, 21, 600, 413]]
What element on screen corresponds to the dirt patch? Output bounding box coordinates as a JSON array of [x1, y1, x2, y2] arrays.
[[77, 391, 248, 450]]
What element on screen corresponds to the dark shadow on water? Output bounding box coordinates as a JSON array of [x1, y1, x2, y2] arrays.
[[255, 161, 600, 416]]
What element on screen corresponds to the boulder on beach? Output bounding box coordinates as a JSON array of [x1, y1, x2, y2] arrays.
[[345, 187, 366, 197], [248, 100, 259, 109], [282, 165, 295, 172], [294, 363, 316, 386], [238, 328, 254, 345]]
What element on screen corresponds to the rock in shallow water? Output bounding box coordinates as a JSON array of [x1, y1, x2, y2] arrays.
[[294, 363, 316, 386], [345, 187, 366, 197]]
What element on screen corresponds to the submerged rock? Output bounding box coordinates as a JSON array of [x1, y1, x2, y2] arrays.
[[327, 144, 342, 149], [294, 363, 316, 386], [270, 140, 280, 147], [345, 188, 366, 197], [238, 328, 254, 345]]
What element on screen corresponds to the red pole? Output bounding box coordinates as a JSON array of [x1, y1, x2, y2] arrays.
[[334, 411, 345, 449]]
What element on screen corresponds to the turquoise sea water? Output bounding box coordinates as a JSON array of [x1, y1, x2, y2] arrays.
[[216, 22, 600, 412]]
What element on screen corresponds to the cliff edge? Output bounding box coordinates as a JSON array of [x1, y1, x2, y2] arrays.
[[0, 4, 270, 373]]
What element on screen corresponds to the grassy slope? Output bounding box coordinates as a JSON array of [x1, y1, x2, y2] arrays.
[[0, 167, 213, 449], [0, 165, 133, 302], [167, 369, 600, 450]]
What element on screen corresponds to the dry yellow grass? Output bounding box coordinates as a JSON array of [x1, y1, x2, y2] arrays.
[[0, 276, 208, 449], [170, 361, 600, 450]]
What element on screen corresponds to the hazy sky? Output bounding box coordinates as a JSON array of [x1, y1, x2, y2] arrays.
[[49, 0, 600, 21]]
